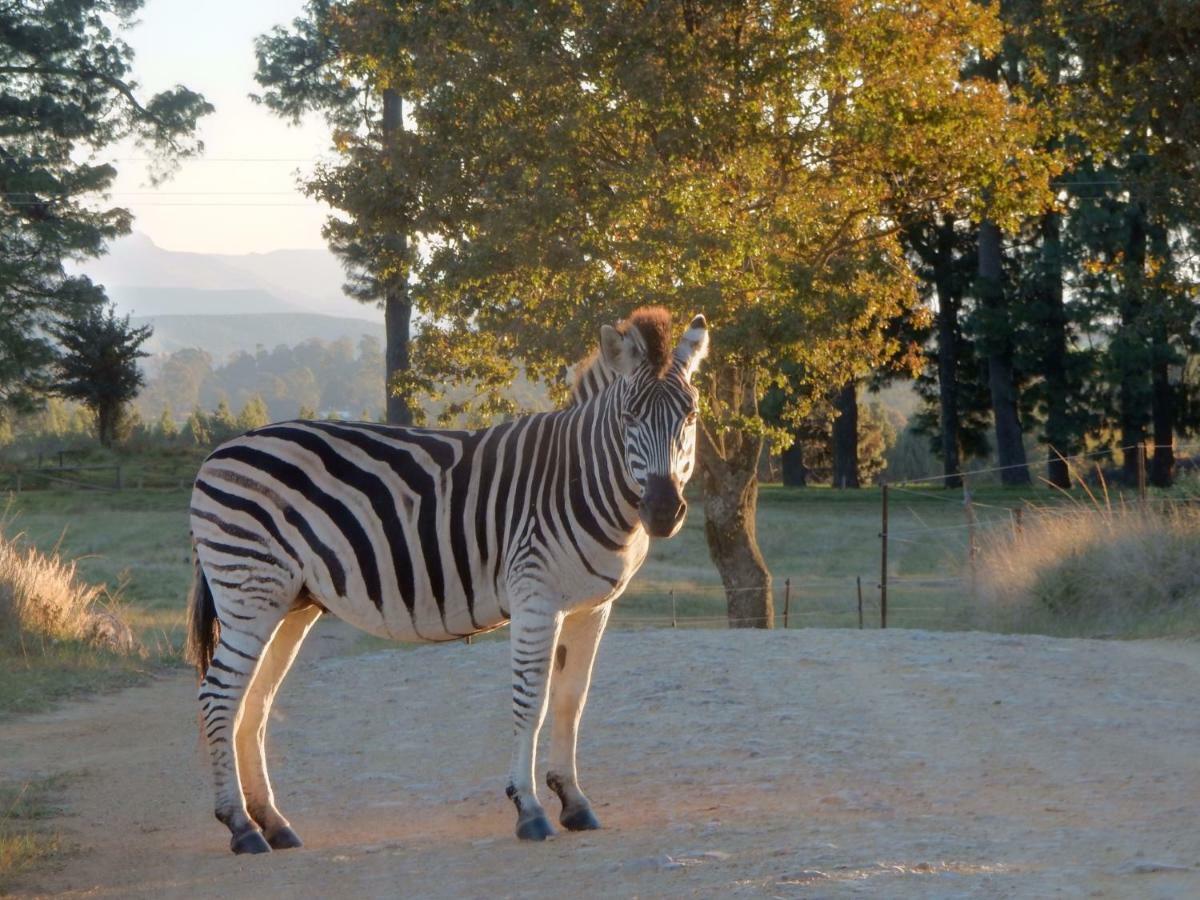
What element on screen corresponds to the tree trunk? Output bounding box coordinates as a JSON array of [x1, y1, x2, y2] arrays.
[[382, 88, 413, 427], [932, 217, 962, 489], [830, 379, 859, 488], [96, 403, 117, 448], [977, 219, 1030, 486], [780, 433, 808, 487], [1039, 211, 1072, 489], [698, 365, 773, 628], [1119, 201, 1148, 485], [701, 451, 773, 628], [1150, 353, 1174, 488], [1148, 218, 1174, 488]]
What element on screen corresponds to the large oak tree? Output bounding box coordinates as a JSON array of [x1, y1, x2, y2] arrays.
[[294, 0, 1053, 625]]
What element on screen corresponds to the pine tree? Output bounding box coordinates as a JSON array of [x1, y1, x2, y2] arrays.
[[0, 1, 210, 423], [51, 305, 152, 447]]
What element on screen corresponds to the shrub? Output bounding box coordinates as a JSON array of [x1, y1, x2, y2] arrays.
[[973, 498, 1200, 637], [0, 530, 134, 653]]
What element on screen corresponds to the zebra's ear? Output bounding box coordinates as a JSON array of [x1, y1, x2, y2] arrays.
[[600, 324, 643, 376], [673, 314, 709, 379]]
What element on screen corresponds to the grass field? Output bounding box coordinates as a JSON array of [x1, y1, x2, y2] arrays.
[[0, 458, 1174, 719]]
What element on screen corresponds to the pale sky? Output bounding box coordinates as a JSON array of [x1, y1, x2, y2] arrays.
[[107, 0, 334, 254]]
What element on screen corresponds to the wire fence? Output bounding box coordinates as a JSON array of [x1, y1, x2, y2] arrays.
[[610, 440, 1200, 633]]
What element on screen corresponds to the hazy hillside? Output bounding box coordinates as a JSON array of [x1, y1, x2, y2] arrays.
[[76, 232, 382, 322], [114, 288, 306, 318], [134, 313, 386, 361]]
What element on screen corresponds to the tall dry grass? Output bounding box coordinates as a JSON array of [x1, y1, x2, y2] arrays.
[[973, 491, 1200, 637], [0, 529, 134, 653]]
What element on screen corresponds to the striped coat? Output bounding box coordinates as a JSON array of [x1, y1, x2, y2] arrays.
[[187, 308, 709, 853]]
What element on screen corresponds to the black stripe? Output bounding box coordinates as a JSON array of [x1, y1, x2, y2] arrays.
[[208, 444, 369, 604], [194, 479, 301, 564], [188, 507, 269, 547], [197, 539, 284, 569]]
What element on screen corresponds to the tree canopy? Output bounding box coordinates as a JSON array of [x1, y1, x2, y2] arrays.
[[0, 0, 211, 421]]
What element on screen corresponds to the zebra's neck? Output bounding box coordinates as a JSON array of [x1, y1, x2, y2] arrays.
[[554, 377, 643, 541]]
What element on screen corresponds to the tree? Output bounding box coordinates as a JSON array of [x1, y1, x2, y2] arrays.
[[158, 406, 179, 440], [335, 0, 1053, 626], [237, 394, 271, 431], [0, 1, 210, 423], [253, 1, 416, 424], [51, 305, 151, 446]]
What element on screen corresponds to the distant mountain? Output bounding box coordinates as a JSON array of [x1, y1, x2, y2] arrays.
[[133, 313, 386, 361], [113, 287, 307, 318], [75, 232, 383, 322]]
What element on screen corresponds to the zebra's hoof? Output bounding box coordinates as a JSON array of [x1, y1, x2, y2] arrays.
[[265, 825, 304, 850], [561, 805, 601, 831], [230, 829, 272, 855], [516, 813, 556, 841]]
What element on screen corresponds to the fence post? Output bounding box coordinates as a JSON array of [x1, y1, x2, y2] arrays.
[[1013, 506, 1024, 538], [1137, 443, 1147, 502], [964, 483, 977, 594], [856, 576, 864, 629], [782, 578, 791, 629], [670, 589, 677, 629], [880, 482, 888, 629]]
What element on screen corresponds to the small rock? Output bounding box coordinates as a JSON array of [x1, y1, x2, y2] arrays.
[[777, 870, 829, 884], [620, 854, 684, 872], [1115, 860, 1192, 875]]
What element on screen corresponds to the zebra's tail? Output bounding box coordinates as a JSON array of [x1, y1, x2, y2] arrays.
[[185, 546, 218, 677]]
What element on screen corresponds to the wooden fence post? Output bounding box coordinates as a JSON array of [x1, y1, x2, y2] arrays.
[[782, 578, 790, 629], [880, 482, 888, 629], [1137, 443, 1147, 502]]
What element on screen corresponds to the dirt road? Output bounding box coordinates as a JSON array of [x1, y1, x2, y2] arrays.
[[3, 628, 1198, 898]]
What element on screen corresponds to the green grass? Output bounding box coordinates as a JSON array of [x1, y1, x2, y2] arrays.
[[619, 482, 1076, 630], [0, 774, 72, 892], [0, 456, 1173, 721]]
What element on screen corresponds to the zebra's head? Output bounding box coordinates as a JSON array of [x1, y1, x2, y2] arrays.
[[600, 309, 710, 538]]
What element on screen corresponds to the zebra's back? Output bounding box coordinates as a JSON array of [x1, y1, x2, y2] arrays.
[[191, 418, 519, 642]]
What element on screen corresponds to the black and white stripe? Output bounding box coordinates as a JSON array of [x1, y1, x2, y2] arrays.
[[187, 309, 709, 853]]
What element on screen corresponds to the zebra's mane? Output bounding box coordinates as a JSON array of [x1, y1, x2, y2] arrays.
[[568, 307, 673, 406]]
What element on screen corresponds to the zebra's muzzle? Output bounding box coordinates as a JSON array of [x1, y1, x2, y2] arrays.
[[639, 475, 687, 538]]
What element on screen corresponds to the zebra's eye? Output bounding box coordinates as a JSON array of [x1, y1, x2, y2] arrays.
[[621, 412, 639, 429]]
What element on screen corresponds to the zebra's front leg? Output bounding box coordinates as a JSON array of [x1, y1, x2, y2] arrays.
[[506, 604, 564, 841], [546, 603, 611, 831]]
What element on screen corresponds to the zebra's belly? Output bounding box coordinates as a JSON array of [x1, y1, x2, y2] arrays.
[[315, 579, 510, 644]]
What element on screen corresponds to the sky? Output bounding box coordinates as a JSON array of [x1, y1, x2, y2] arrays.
[[107, 0, 334, 254]]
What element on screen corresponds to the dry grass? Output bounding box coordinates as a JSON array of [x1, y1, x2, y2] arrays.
[[0, 775, 70, 891], [0, 525, 135, 654], [972, 487, 1200, 637]]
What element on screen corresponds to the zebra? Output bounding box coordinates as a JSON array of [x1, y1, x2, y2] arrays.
[[186, 307, 709, 854]]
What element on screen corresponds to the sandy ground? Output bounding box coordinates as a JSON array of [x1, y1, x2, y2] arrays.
[[3, 627, 1199, 899]]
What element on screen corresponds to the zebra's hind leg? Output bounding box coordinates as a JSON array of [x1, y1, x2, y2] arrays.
[[198, 581, 293, 855], [505, 602, 564, 841], [546, 603, 611, 832], [236, 599, 324, 850]]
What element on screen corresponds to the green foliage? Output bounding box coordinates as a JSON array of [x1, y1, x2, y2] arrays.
[[157, 406, 178, 440], [137, 337, 384, 424], [50, 305, 151, 447], [236, 395, 270, 431], [0, 1, 210, 423]]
